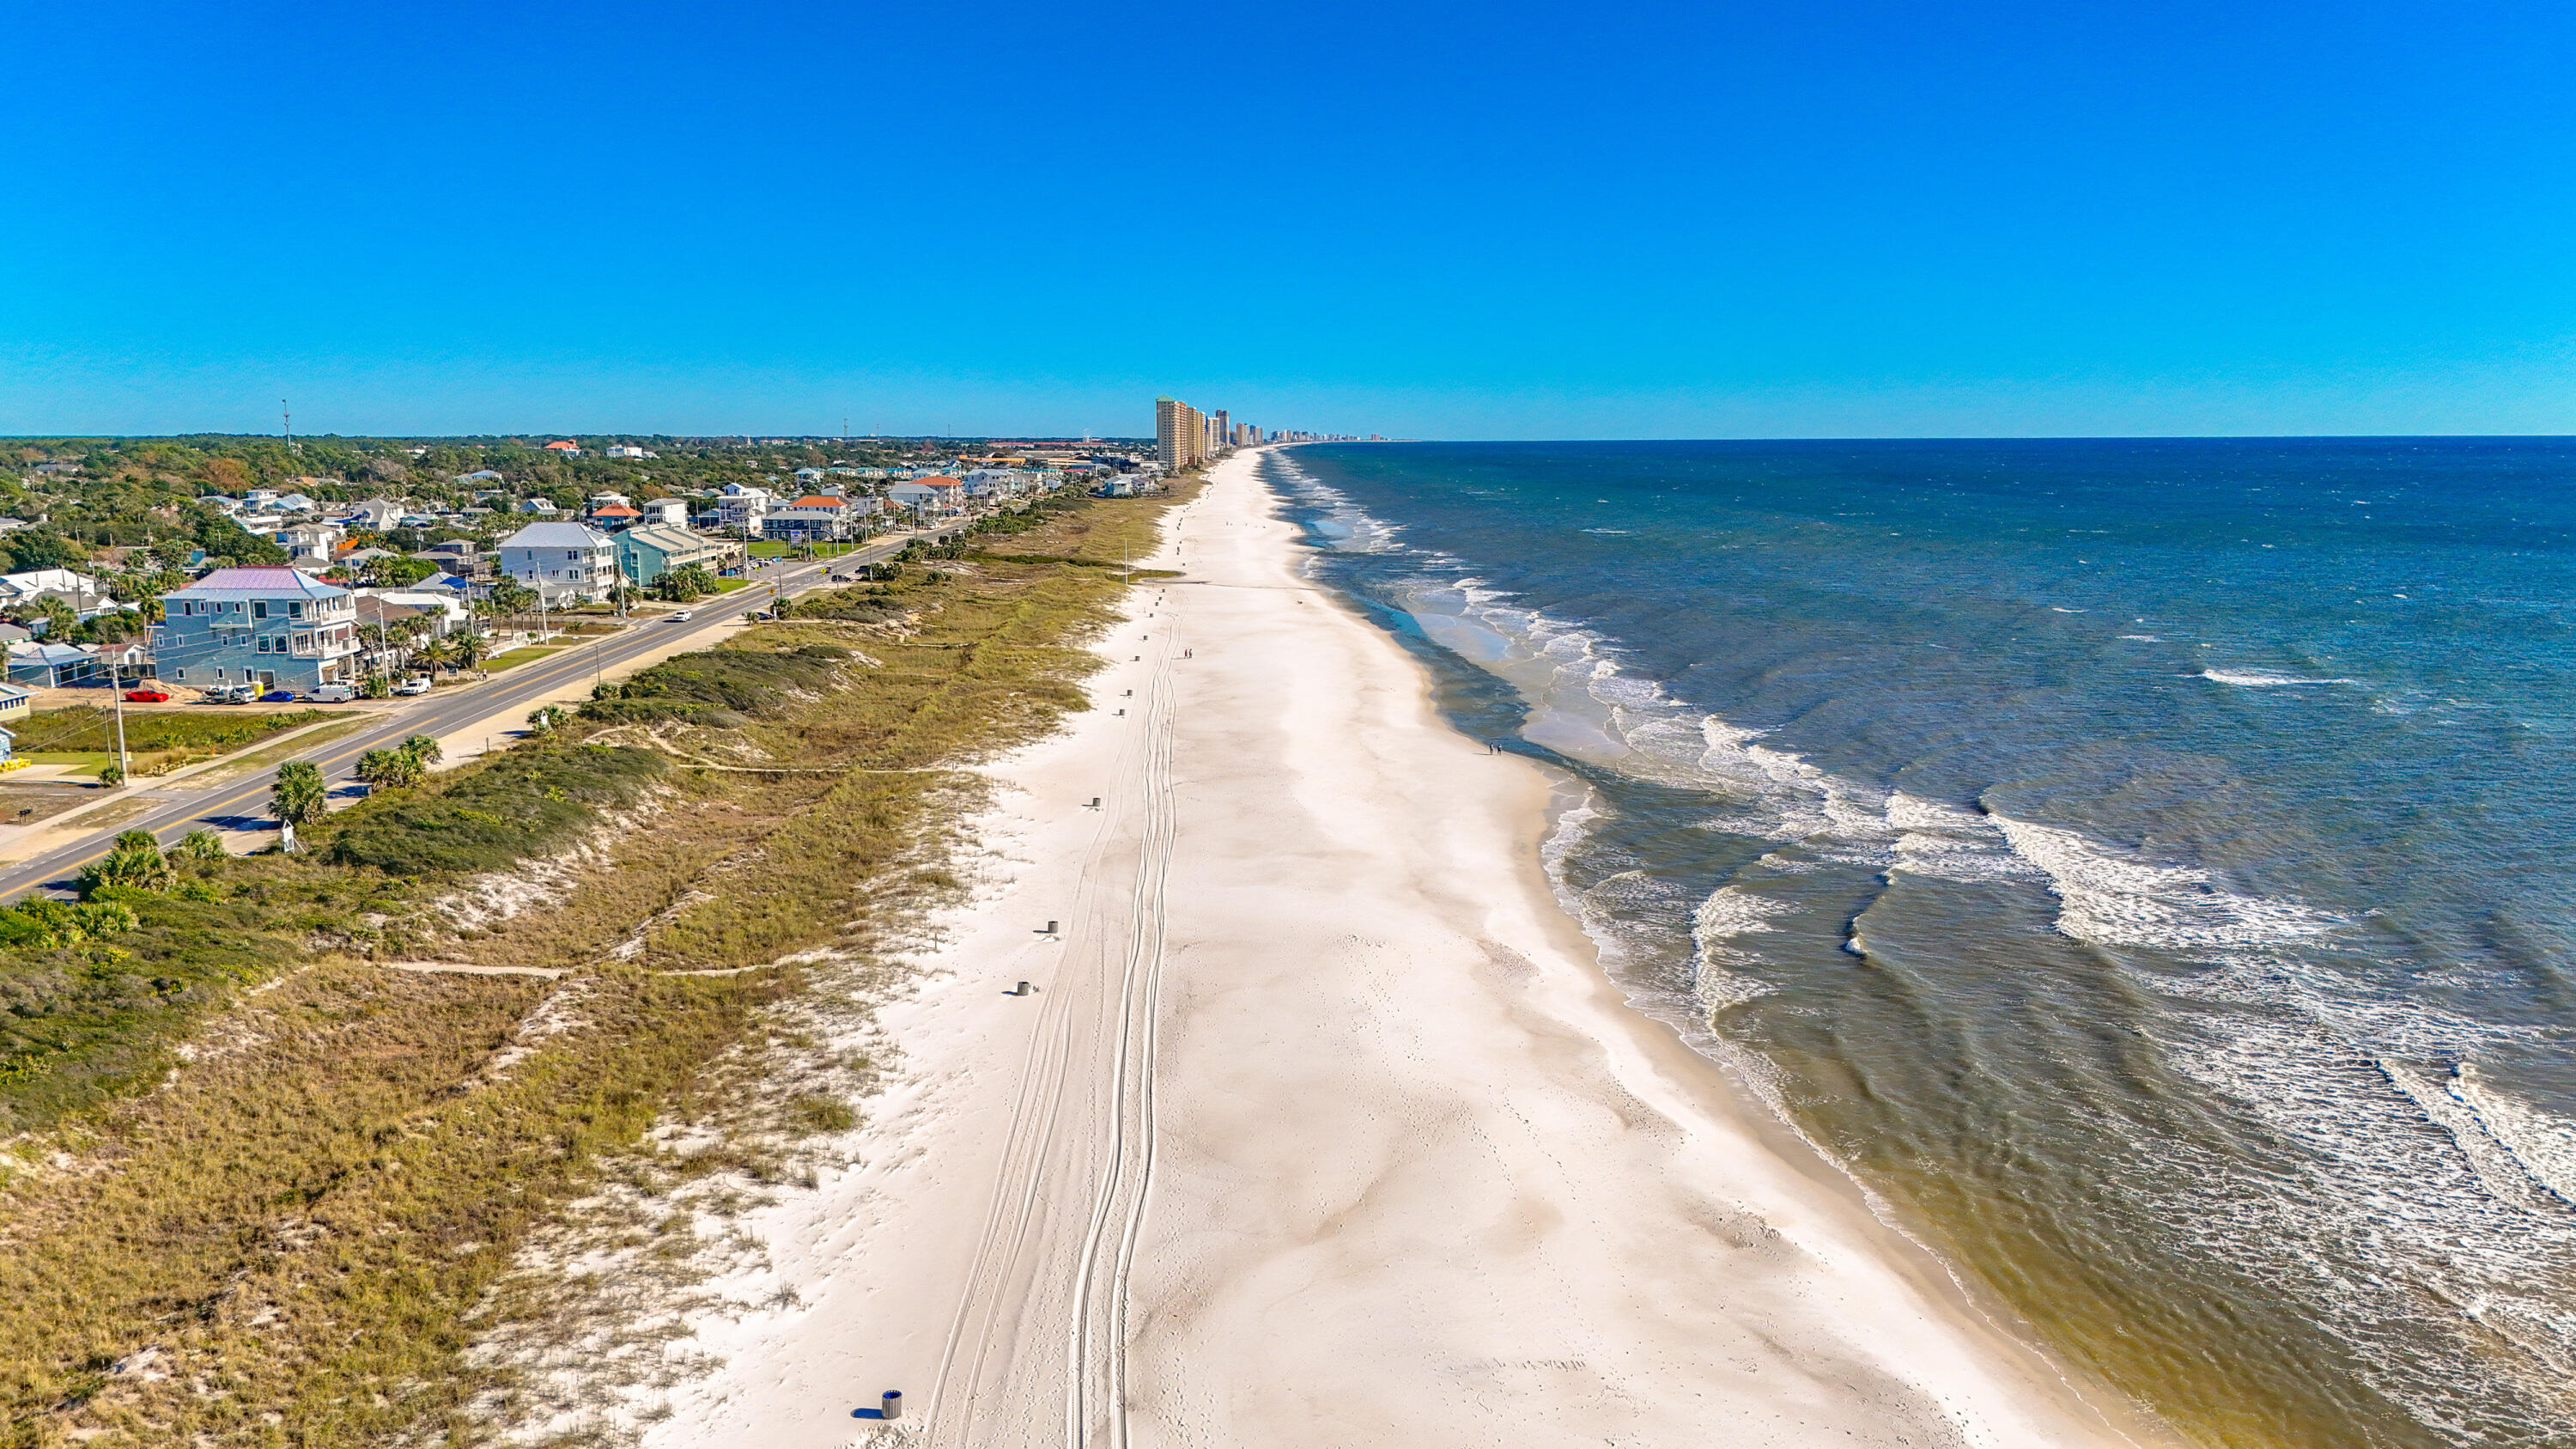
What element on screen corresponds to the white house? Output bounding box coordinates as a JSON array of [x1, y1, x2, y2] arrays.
[[636, 498, 689, 527], [0, 569, 106, 613], [331, 496, 406, 529], [605, 445, 658, 460], [496, 522, 618, 603], [518, 497, 561, 515], [274, 521, 346, 563], [715, 487, 772, 534]]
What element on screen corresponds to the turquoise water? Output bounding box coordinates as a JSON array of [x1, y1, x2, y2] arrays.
[[1266, 440, 2576, 1448]]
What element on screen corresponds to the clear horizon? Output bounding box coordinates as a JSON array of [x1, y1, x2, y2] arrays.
[[8, 0, 2572, 441]]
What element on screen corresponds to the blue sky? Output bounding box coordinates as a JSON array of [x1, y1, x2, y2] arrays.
[[5, 0, 2572, 439]]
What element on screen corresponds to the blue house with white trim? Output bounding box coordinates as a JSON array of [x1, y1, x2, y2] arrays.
[[155, 567, 362, 694]]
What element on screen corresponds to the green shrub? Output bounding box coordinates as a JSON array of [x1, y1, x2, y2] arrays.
[[582, 643, 849, 723], [326, 746, 667, 876]]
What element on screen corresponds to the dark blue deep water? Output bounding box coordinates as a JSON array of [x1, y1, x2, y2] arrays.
[[1266, 439, 2576, 1448]]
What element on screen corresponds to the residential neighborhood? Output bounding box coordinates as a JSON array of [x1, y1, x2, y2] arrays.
[[0, 430, 1181, 707]]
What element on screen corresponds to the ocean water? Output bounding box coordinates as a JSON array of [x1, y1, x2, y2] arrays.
[[1261, 440, 2576, 1449]]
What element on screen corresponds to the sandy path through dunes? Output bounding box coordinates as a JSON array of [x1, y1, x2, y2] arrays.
[[635, 453, 2155, 1449]]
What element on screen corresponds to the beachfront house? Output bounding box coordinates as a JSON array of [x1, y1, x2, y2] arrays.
[[155, 566, 362, 693], [763, 495, 873, 542], [614, 523, 743, 587], [886, 477, 965, 515], [497, 521, 618, 602]]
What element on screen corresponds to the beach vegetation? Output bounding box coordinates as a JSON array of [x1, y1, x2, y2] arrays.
[[270, 759, 326, 831], [0, 472, 1204, 1444]]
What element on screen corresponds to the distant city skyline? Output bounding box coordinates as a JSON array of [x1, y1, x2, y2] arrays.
[[6, 0, 2571, 440]]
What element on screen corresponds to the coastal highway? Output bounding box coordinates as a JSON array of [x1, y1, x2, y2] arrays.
[[0, 522, 968, 903]]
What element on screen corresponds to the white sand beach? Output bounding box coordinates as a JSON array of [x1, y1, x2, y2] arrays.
[[635, 452, 2153, 1448]]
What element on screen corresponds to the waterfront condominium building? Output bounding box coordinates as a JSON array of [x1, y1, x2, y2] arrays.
[[1156, 397, 1206, 469]]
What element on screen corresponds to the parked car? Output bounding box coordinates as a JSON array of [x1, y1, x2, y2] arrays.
[[202, 682, 257, 704], [308, 684, 358, 703], [121, 688, 171, 703], [258, 690, 298, 703], [393, 676, 432, 696]]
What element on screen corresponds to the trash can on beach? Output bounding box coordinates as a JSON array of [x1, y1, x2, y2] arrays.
[[881, 1390, 902, 1420]]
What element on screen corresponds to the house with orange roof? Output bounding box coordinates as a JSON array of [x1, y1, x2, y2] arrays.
[[763, 493, 878, 541]]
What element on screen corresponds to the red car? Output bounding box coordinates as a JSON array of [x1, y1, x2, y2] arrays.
[[122, 688, 171, 703]]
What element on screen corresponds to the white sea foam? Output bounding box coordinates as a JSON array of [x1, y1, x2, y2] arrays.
[[2454, 1062, 2576, 1209], [1691, 887, 1795, 1006], [1990, 815, 2344, 950], [1261, 451, 2576, 1426], [2379, 1059, 2567, 1216], [2147, 953, 2576, 1417], [2200, 668, 2357, 687], [1885, 794, 2044, 884]]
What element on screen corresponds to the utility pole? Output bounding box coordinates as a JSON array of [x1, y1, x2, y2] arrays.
[[282, 399, 295, 454], [110, 662, 130, 783]]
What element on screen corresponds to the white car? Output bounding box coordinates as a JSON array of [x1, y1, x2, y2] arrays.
[[393, 676, 432, 696], [668, 609, 694, 622]]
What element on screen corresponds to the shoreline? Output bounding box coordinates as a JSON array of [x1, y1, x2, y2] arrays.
[[629, 451, 2163, 1447]]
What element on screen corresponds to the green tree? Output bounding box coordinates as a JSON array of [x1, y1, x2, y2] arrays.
[[96, 759, 125, 788], [401, 733, 443, 767], [271, 759, 327, 833], [77, 830, 170, 897], [174, 828, 225, 864], [355, 747, 422, 789], [33, 596, 76, 640], [486, 577, 535, 616]]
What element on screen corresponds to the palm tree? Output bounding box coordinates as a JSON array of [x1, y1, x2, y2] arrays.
[[174, 828, 225, 865], [355, 747, 420, 790], [451, 631, 486, 678], [401, 734, 442, 768], [271, 760, 326, 839], [79, 829, 170, 897]]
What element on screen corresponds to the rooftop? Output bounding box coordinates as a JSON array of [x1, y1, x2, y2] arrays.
[[499, 522, 614, 550], [166, 566, 352, 601]]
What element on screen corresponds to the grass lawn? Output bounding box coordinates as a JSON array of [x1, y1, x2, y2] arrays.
[[187, 717, 375, 785], [18, 751, 115, 780], [12, 707, 336, 778], [485, 646, 568, 671], [712, 576, 752, 593]]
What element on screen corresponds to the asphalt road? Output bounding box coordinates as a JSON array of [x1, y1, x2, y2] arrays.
[[0, 525, 961, 901]]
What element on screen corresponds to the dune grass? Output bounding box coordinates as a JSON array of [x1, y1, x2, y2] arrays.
[[0, 472, 1205, 1446]]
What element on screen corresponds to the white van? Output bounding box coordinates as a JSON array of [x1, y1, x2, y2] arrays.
[[309, 684, 358, 703]]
